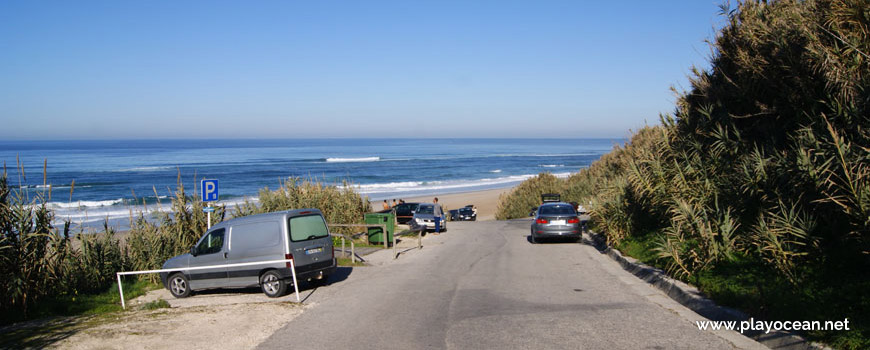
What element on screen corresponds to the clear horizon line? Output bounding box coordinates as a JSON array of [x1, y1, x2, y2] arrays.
[[0, 136, 630, 142]]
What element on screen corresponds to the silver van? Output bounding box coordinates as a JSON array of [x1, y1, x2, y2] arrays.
[[160, 208, 336, 298]]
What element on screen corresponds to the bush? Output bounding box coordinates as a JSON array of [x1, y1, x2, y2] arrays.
[[495, 173, 563, 220], [234, 177, 371, 236]]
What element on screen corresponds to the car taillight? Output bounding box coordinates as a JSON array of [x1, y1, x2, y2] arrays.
[[567, 217, 580, 224], [536, 218, 549, 224], [285, 253, 294, 268], [331, 246, 335, 259]]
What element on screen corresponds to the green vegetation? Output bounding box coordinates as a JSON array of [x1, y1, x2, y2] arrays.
[[497, 1, 868, 348], [0, 161, 135, 323], [495, 173, 563, 220], [0, 277, 157, 325], [141, 298, 171, 310], [336, 256, 366, 267]]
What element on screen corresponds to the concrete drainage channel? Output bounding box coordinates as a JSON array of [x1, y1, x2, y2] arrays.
[[584, 231, 830, 350]]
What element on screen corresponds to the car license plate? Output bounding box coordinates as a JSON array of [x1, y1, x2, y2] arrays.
[[305, 248, 323, 255], [551, 220, 566, 225]]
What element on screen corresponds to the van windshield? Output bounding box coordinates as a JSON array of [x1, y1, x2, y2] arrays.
[[289, 215, 330, 242]]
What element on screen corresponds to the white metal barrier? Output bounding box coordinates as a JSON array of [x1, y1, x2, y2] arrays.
[[115, 258, 300, 309]]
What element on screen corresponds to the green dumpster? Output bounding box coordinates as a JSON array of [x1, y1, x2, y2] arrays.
[[365, 212, 395, 245]]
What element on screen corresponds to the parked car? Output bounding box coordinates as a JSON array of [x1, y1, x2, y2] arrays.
[[412, 203, 447, 232], [394, 202, 420, 224], [449, 206, 477, 221], [530, 202, 581, 243], [160, 208, 336, 298]]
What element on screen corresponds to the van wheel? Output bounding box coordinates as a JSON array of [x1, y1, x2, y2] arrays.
[[260, 271, 287, 298], [168, 273, 191, 298]]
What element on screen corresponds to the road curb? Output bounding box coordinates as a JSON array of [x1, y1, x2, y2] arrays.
[[585, 231, 830, 350]]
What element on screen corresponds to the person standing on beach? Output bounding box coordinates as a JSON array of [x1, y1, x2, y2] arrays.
[[392, 199, 397, 208], [382, 200, 390, 211], [433, 197, 443, 233]]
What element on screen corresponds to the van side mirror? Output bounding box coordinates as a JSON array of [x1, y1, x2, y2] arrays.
[[190, 246, 197, 257]]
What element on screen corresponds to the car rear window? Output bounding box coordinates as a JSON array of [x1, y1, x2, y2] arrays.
[[288, 214, 330, 242], [540, 205, 576, 216]]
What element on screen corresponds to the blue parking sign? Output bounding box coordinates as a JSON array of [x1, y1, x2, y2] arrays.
[[201, 179, 219, 202]]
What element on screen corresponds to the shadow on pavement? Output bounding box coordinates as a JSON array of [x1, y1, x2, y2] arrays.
[[527, 235, 582, 244], [186, 266, 355, 298], [0, 316, 85, 350]]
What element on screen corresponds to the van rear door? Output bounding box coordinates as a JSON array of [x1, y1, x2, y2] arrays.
[[287, 214, 334, 276]]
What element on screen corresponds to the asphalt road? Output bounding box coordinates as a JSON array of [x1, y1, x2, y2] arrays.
[[258, 219, 763, 349]]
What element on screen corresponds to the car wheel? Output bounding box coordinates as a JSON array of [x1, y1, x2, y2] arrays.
[[168, 273, 191, 298], [260, 270, 287, 298], [530, 235, 537, 244]]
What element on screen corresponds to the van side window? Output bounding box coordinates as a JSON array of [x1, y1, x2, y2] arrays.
[[196, 228, 225, 255], [288, 215, 329, 242]]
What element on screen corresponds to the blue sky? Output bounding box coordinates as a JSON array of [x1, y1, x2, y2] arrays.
[[0, 1, 724, 140]]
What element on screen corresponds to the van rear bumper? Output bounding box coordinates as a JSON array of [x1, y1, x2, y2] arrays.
[[278, 258, 337, 281]]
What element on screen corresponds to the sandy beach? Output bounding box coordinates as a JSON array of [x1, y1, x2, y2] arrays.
[[390, 187, 512, 221]]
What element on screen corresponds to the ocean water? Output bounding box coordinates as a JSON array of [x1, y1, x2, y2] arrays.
[[0, 138, 620, 230]]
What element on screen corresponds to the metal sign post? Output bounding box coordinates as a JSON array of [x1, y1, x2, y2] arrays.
[[203, 206, 215, 229], [201, 179, 219, 229]]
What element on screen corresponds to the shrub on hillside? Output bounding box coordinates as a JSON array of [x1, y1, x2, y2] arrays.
[[495, 173, 563, 220]]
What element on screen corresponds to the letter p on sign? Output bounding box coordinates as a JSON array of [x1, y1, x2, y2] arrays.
[[201, 179, 219, 202]]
